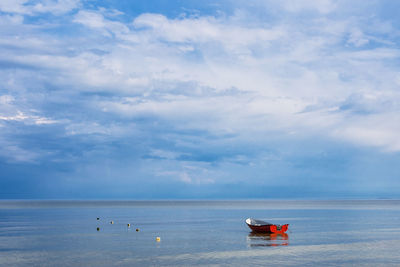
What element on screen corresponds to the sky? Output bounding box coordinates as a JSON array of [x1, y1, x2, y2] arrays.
[[1, 0, 400, 199]]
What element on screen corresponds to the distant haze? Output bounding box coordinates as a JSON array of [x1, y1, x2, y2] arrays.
[[1, 0, 400, 199]]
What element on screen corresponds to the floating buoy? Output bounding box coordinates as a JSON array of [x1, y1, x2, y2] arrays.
[[97, 227, 100, 231], [110, 221, 114, 224], [136, 228, 139, 232], [97, 217, 99, 220], [156, 237, 161, 242], [127, 224, 130, 227]]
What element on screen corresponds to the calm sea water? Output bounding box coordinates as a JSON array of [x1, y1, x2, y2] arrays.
[[0, 200, 400, 266]]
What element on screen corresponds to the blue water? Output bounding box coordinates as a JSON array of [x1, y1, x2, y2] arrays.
[[1, 200, 400, 266]]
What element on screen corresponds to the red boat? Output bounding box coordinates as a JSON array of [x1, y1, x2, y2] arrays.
[[245, 218, 289, 234]]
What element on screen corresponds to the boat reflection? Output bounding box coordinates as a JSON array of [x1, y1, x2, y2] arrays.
[[247, 232, 289, 247]]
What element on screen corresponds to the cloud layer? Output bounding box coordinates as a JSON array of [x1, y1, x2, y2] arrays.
[[1, 0, 400, 198]]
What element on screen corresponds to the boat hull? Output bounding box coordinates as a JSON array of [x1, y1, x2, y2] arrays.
[[247, 224, 289, 234], [246, 218, 289, 234]]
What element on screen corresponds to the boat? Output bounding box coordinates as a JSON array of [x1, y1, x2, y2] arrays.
[[245, 218, 289, 234]]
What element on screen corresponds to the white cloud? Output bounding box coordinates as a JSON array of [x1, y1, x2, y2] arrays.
[[2, 1, 400, 157], [65, 122, 130, 136], [0, 95, 14, 105], [347, 28, 369, 47], [74, 10, 129, 37], [0, 0, 79, 15], [0, 0, 30, 14], [132, 13, 285, 50], [0, 95, 57, 125], [0, 14, 24, 25], [333, 113, 400, 152], [31, 0, 80, 15], [148, 149, 182, 160], [0, 110, 57, 125]]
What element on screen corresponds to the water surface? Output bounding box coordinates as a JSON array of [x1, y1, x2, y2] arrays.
[[1, 200, 399, 266]]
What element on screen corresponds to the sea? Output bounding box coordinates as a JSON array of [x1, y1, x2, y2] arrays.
[[0, 200, 400, 266]]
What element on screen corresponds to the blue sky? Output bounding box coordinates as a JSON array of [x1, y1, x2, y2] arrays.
[[1, 0, 400, 199]]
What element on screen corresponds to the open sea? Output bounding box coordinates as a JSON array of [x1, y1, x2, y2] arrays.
[[1, 200, 400, 266]]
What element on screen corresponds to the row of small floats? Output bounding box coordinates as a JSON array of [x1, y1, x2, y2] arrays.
[[95, 217, 161, 242]]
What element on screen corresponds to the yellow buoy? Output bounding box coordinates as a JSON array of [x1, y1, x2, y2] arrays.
[[110, 221, 114, 224], [156, 237, 161, 242]]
